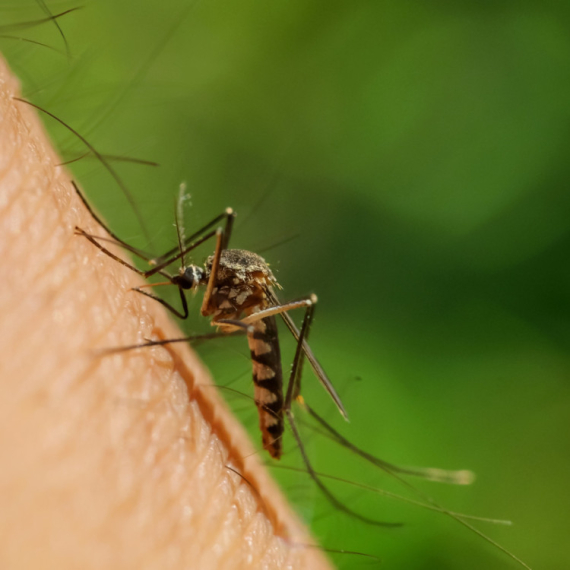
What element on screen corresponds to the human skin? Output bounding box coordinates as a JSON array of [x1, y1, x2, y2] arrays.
[[0, 56, 331, 570]]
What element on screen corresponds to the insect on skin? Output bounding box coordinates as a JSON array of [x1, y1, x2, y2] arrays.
[[12, 77, 533, 570], [68, 177, 536, 567], [11, 98, 339, 462], [73, 182, 347, 462], [74, 181, 413, 529], [199, 247, 289, 459]]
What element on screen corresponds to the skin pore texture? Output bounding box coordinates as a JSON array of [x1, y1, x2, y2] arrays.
[[0, 56, 332, 570]]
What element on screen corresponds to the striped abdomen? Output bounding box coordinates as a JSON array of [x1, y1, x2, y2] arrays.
[[247, 315, 284, 459]]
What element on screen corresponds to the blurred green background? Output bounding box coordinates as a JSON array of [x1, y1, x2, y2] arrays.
[[3, 0, 570, 568]]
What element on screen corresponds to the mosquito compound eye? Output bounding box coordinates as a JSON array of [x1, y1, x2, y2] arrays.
[[181, 266, 204, 289]]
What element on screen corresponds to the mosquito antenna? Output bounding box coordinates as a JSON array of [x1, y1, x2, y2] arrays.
[[174, 183, 190, 268], [34, 0, 71, 58], [14, 98, 152, 243]]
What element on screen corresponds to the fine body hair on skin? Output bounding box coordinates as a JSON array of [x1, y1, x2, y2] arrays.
[[0, 56, 332, 570]]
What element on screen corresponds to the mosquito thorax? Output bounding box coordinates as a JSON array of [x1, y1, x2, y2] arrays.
[[173, 265, 205, 290], [205, 249, 278, 287]]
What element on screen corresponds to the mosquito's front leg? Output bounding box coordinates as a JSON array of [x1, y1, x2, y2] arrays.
[[74, 227, 151, 276], [200, 229, 224, 317], [151, 207, 235, 266], [74, 176, 235, 281], [73, 181, 145, 256]]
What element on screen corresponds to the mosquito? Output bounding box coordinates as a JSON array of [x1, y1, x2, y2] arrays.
[[15, 95, 343, 463], [71, 180, 537, 567], [14, 79, 531, 570], [73, 182, 348, 458], [74, 182, 406, 529]]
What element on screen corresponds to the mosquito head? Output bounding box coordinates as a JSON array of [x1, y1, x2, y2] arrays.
[[173, 265, 205, 290]]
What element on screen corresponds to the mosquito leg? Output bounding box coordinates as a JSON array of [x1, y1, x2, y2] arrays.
[[113, 209, 234, 278], [225, 291, 347, 417], [72, 181, 153, 262], [240, 296, 316, 325], [97, 330, 247, 355], [221, 208, 235, 251], [74, 226, 186, 288], [286, 411, 401, 527], [301, 402, 474, 485], [200, 229, 224, 316], [75, 225, 215, 280], [281, 301, 400, 527], [132, 284, 189, 320], [146, 207, 234, 276], [151, 208, 235, 265], [74, 226, 152, 276], [75, 177, 235, 279], [284, 302, 315, 408], [260, 289, 348, 419]]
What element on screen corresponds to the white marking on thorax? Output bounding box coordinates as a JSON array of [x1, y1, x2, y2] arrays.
[[236, 291, 249, 305]]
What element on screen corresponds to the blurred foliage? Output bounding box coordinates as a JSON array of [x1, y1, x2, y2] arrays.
[[2, 0, 570, 568]]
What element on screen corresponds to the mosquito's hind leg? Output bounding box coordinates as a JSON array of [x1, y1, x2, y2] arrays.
[[255, 290, 348, 418], [97, 330, 247, 355], [280, 299, 401, 527], [218, 297, 401, 523]]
